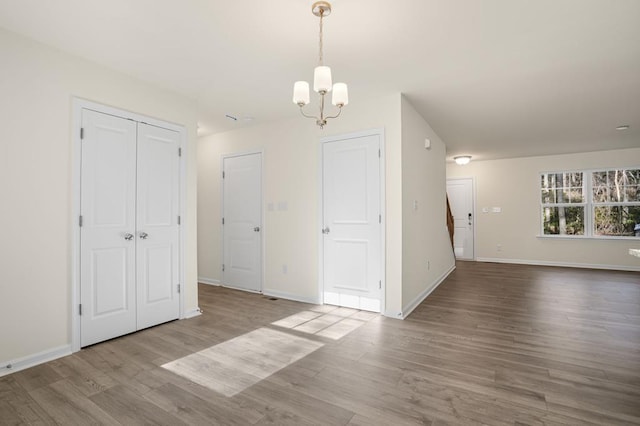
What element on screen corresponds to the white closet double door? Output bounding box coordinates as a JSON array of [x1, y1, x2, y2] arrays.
[[80, 109, 180, 347]]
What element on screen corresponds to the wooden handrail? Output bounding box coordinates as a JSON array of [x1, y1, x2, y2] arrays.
[[446, 195, 455, 250]]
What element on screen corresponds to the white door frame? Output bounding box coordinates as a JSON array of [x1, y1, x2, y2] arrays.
[[71, 98, 187, 352], [446, 176, 476, 260], [220, 150, 265, 293], [318, 128, 386, 313]]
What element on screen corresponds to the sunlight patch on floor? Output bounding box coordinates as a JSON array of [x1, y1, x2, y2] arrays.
[[272, 306, 378, 340], [161, 328, 323, 397]]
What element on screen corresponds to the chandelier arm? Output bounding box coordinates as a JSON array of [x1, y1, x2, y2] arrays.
[[299, 106, 319, 121], [324, 106, 343, 120]]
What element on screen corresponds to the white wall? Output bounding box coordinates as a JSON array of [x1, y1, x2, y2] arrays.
[[198, 93, 404, 313], [446, 148, 640, 270], [0, 29, 199, 366], [401, 96, 456, 315], [198, 93, 456, 318]]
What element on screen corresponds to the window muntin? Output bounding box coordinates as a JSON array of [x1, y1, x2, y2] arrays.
[[541, 172, 584, 204]]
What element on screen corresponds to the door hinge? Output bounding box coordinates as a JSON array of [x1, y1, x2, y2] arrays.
[[378, 149, 381, 158], [177, 215, 181, 225], [222, 171, 225, 179], [379, 214, 381, 224], [80, 128, 84, 140], [222, 264, 225, 272], [379, 280, 382, 289], [222, 217, 225, 225], [177, 284, 181, 294], [178, 147, 182, 157], [79, 215, 83, 227], [78, 304, 82, 315]]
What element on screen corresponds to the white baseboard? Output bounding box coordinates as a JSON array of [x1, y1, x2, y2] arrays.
[[183, 308, 203, 319], [263, 289, 320, 305], [198, 277, 220, 286], [0, 345, 72, 378], [476, 257, 640, 272], [388, 264, 456, 320]]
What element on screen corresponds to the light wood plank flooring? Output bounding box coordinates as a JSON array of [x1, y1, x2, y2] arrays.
[[1, 262, 640, 425]]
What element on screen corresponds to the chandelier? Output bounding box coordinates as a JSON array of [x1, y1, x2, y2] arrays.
[[292, 1, 348, 129]]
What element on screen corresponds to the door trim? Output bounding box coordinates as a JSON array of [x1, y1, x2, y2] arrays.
[[446, 176, 476, 261], [318, 128, 386, 313], [71, 98, 187, 352], [220, 150, 265, 293]]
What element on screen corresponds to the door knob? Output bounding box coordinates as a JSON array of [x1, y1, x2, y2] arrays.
[[139, 232, 149, 239], [322, 227, 330, 234], [124, 233, 134, 241], [253, 226, 260, 232]]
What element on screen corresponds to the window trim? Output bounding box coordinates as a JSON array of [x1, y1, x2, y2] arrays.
[[540, 167, 640, 239]]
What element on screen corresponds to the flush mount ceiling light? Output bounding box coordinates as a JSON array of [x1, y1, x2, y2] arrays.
[[292, 1, 348, 129], [454, 155, 472, 165], [616, 125, 630, 130]]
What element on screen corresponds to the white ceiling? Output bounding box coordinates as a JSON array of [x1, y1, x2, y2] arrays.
[[0, 0, 638, 160]]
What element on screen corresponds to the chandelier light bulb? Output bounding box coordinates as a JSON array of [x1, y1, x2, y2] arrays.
[[314, 66, 332, 93], [332, 83, 348, 106], [293, 81, 310, 106]]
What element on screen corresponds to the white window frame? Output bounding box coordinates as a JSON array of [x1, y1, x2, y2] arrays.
[[591, 168, 640, 238], [540, 170, 588, 237], [540, 167, 640, 240]]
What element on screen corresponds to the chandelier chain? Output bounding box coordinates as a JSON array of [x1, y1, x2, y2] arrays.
[[318, 10, 324, 65]]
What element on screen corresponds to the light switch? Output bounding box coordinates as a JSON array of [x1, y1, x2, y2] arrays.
[[492, 207, 502, 213], [482, 207, 489, 213]]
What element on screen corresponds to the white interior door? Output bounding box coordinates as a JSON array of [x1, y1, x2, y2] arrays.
[[222, 153, 262, 292], [322, 134, 382, 312], [447, 178, 474, 260], [136, 123, 180, 329], [80, 110, 137, 347]]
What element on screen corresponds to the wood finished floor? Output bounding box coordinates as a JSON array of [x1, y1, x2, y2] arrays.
[[2, 261, 640, 425]]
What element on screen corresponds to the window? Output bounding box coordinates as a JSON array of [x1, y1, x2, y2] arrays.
[[540, 168, 640, 238], [592, 169, 640, 237], [541, 172, 585, 235]]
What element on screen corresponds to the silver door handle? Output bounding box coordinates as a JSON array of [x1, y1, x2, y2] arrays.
[[254, 226, 260, 232], [139, 232, 149, 239], [124, 233, 134, 241], [322, 227, 330, 234]]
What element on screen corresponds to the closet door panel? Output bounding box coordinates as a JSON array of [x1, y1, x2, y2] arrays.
[[80, 109, 137, 347], [136, 123, 180, 330]]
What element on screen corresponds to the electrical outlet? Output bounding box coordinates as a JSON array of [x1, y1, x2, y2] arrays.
[[497, 244, 502, 252], [282, 264, 288, 274], [427, 260, 430, 270]]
